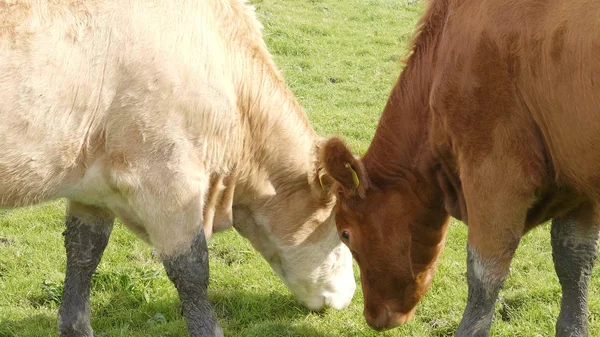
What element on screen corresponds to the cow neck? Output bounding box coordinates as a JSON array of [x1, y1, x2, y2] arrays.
[[362, 0, 455, 197], [362, 54, 439, 199], [362, 23, 451, 241], [232, 55, 318, 203]]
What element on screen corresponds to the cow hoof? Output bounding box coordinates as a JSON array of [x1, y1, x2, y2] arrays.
[[58, 329, 94, 337], [58, 321, 94, 337], [556, 325, 588, 337]]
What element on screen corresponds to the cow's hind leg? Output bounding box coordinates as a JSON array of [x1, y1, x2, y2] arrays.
[[551, 213, 599, 337], [163, 229, 223, 337], [58, 202, 114, 337]]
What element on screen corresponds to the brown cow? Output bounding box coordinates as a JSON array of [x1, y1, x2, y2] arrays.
[[322, 0, 600, 336]]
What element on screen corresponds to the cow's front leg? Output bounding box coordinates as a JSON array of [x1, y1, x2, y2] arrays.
[[163, 229, 223, 337], [126, 162, 224, 336], [456, 239, 519, 337], [456, 157, 535, 337], [58, 201, 114, 337], [138, 180, 224, 337], [552, 213, 599, 337]]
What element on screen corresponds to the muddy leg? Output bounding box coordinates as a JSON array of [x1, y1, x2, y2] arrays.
[[58, 202, 114, 337], [132, 165, 223, 336], [454, 187, 528, 337], [163, 229, 223, 337], [456, 159, 532, 336], [455, 241, 518, 337], [552, 216, 599, 337]]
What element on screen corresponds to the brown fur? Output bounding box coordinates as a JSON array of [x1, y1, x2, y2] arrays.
[[320, 137, 369, 198], [322, 0, 600, 331]]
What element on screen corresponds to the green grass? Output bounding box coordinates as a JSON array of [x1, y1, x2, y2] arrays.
[[1, 0, 599, 336]]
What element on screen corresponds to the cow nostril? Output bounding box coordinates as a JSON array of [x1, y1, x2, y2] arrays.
[[365, 306, 390, 331], [386, 308, 415, 329], [365, 305, 413, 331]]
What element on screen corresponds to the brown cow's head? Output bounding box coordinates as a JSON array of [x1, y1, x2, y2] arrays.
[[321, 137, 449, 331]]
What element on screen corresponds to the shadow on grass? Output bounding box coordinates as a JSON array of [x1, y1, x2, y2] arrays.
[[3, 288, 328, 337], [497, 288, 560, 323], [211, 289, 332, 336], [418, 288, 562, 337], [4, 284, 564, 337], [2, 296, 185, 337], [211, 288, 311, 321], [0, 314, 57, 337], [231, 321, 329, 337]]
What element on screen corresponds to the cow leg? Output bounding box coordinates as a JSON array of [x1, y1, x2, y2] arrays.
[[551, 214, 599, 337], [136, 180, 223, 337], [162, 229, 223, 337], [455, 240, 519, 337], [58, 202, 114, 337], [119, 160, 224, 336], [454, 198, 528, 337], [456, 158, 535, 336]]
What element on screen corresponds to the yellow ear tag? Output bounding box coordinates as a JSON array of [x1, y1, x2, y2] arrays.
[[318, 172, 325, 189], [344, 163, 360, 189]]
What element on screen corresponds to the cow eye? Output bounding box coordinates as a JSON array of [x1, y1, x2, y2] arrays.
[[341, 231, 350, 241]]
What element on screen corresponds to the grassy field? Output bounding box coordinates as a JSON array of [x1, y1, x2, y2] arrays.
[[1, 0, 599, 336]]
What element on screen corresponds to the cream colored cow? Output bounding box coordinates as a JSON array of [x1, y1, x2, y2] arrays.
[[0, 0, 355, 336]]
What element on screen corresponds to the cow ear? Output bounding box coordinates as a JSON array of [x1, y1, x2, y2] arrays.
[[312, 142, 336, 195], [314, 166, 335, 192], [320, 137, 369, 199]]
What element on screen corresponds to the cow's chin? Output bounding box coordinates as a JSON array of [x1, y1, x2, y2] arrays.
[[231, 206, 356, 311], [269, 243, 356, 311]]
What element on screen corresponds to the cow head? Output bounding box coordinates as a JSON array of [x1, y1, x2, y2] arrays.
[[232, 142, 356, 311], [320, 137, 449, 330]]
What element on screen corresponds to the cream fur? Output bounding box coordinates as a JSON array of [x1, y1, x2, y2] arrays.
[[0, 0, 354, 311]]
